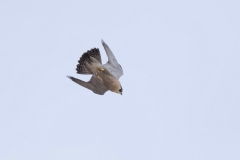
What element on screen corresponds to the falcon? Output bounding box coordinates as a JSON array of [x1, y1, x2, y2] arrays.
[[67, 40, 123, 95]]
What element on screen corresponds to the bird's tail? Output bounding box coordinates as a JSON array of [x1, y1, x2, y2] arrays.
[[76, 48, 102, 74]]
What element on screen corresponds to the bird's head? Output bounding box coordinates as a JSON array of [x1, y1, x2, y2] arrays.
[[118, 85, 123, 95], [110, 81, 123, 95]]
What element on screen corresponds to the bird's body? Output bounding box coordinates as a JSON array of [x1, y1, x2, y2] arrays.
[[67, 40, 123, 95]]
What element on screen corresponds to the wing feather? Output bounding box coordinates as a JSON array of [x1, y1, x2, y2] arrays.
[[67, 75, 108, 95], [101, 40, 123, 79]]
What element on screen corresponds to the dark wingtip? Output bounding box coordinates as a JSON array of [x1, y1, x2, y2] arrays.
[[101, 39, 105, 44], [66, 75, 72, 79]]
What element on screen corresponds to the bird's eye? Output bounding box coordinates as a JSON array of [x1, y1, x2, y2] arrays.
[[119, 87, 122, 92]]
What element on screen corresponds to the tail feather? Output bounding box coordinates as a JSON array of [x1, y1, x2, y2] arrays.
[[76, 48, 102, 74]]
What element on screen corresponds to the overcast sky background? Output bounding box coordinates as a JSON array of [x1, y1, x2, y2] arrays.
[[1, 0, 240, 160]]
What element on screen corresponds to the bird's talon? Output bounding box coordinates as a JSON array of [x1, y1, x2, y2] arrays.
[[99, 68, 104, 71]]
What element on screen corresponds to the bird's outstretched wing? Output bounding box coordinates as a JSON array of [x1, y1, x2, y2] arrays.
[[67, 75, 108, 95], [102, 40, 123, 79]]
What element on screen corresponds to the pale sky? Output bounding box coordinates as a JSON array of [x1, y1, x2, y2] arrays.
[[1, 0, 240, 160]]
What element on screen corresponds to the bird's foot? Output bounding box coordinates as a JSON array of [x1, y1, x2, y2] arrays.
[[99, 68, 104, 71]]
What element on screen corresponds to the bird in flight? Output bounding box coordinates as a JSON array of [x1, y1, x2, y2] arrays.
[[67, 40, 123, 95]]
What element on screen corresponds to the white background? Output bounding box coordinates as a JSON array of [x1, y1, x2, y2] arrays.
[[1, 0, 240, 159]]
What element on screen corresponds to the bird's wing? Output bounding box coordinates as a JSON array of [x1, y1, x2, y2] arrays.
[[101, 40, 123, 79], [67, 75, 108, 95]]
